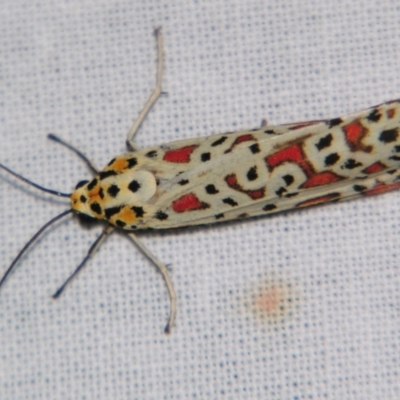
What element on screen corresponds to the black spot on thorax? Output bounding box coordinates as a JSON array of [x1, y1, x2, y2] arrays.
[[107, 184, 120, 198]]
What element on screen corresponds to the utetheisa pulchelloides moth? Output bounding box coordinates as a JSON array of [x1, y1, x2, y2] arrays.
[[1, 28, 400, 333]]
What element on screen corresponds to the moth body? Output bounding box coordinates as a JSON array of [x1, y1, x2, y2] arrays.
[[71, 99, 400, 231]]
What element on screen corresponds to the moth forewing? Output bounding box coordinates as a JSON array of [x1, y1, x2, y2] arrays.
[[132, 100, 400, 230]]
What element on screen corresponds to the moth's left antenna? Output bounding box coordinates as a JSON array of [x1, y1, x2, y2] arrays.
[[0, 163, 73, 289]]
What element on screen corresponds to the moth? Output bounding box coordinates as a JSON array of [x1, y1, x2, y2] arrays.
[[1, 28, 400, 333]]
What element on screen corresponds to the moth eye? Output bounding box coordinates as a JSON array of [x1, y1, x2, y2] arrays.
[[75, 180, 89, 189], [77, 213, 96, 224]]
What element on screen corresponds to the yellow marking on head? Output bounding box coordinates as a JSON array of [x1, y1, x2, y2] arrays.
[[70, 189, 90, 214], [71, 192, 79, 204]]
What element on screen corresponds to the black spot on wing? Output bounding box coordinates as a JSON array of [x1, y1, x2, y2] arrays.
[[282, 174, 294, 186], [222, 197, 238, 207], [247, 167, 258, 181], [379, 128, 398, 143], [128, 180, 141, 193], [205, 184, 219, 194], [324, 153, 340, 166], [343, 159, 362, 169], [127, 158, 138, 168], [155, 211, 168, 220], [201, 152, 211, 162], [328, 118, 342, 127], [367, 109, 381, 122], [145, 150, 158, 158], [353, 185, 367, 192], [249, 143, 260, 154], [315, 134, 333, 151], [275, 187, 287, 197], [211, 136, 228, 146], [131, 206, 145, 218]]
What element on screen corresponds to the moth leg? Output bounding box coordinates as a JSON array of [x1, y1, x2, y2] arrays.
[[126, 27, 164, 151], [52, 225, 115, 298], [128, 232, 176, 334]]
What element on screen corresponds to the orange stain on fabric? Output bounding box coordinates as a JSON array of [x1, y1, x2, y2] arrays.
[[245, 277, 299, 326]]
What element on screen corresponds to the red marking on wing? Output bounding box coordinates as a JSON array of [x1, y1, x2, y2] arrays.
[[364, 181, 400, 196], [247, 189, 265, 200], [172, 193, 210, 213], [224, 134, 256, 153], [163, 145, 198, 163], [342, 120, 371, 152], [343, 121, 363, 145], [362, 161, 387, 175], [225, 173, 265, 200], [387, 108, 396, 119], [265, 144, 314, 176], [225, 174, 236, 187], [300, 171, 343, 189], [234, 134, 255, 144], [296, 193, 340, 208]]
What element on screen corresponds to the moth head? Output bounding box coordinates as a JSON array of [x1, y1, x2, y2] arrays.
[[70, 168, 157, 229]]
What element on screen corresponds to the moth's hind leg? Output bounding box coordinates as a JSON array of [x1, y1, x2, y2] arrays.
[[126, 27, 164, 151]]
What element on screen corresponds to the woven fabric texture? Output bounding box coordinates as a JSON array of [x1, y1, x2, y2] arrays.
[[1, 1, 399, 399]]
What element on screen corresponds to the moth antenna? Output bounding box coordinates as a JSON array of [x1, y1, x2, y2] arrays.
[[128, 232, 176, 334], [0, 209, 72, 290], [0, 163, 71, 198], [47, 134, 99, 174], [52, 225, 114, 299]]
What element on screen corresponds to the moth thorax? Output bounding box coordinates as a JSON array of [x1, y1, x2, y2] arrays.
[[70, 169, 158, 226]]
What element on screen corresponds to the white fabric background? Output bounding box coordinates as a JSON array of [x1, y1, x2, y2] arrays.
[[1, 1, 399, 399]]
